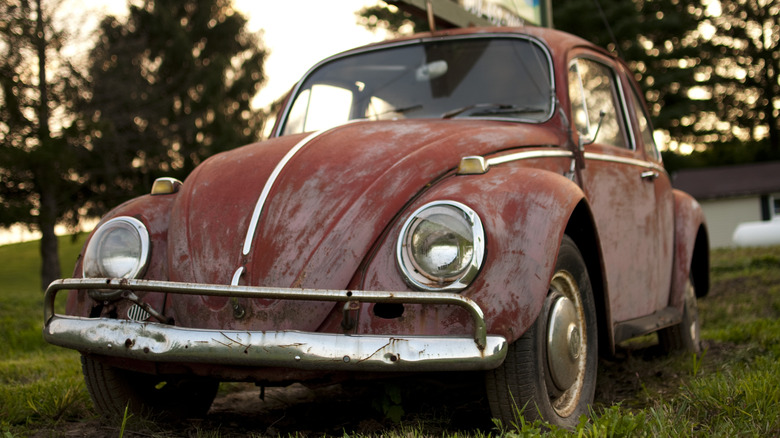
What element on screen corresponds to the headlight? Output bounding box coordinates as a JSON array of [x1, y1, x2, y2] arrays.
[[397, 201, 485, 291], [83, 216, 150, 279]]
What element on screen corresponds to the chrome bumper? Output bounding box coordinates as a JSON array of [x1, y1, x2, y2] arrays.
[[43, 278, 508, 372]]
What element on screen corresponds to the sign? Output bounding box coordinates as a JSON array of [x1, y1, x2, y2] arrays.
[[388, 0, 552, 29], [459, 0, 540, 27]]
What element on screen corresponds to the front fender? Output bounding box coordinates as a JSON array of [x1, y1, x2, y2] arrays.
[[65, 193, 177, 317], [670, 189, 710, 310], [360, 164, 586, 344]]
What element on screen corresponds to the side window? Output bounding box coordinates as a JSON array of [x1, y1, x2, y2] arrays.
[[628, 84, 661, 162], [283, 84, 353, 135], [568, 58, 628, 149]]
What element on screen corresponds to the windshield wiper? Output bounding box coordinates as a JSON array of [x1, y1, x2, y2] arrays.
[[441, 103, 545, 119]]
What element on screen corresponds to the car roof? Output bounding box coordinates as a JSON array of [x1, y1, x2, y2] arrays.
[[335, 25, 605, 58]]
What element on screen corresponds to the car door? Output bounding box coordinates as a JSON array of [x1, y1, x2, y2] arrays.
[[619, 65, 675, 313], [567, 52, 673, 326]]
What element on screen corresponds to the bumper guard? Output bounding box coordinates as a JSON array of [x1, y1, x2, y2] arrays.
[[43, 278, 508, 372]]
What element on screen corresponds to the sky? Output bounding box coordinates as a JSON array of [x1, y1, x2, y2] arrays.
[[77, 1, 387, 108], [233, 1, 388, 108]]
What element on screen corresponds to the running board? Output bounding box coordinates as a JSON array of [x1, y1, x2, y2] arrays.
[[613, 307, 682, 344]]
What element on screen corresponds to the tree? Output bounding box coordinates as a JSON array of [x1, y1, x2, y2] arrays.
[[695, 0, 779, 151], [0, 0, 93, 290], [82, 0, 268, 210], [357, 1, 706, 144], [357, 2, 428, 35], [359, 0, 780, 153], [553, 0, 708, 146]]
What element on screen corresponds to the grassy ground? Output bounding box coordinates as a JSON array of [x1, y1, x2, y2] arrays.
[[0, 235, 91, 431], [1, 240, 779, 436]]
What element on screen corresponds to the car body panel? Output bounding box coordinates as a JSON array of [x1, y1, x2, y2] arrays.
[[162, 120, 562, 332], [580, 146, 674, 323], [49, 26, 709, 392]]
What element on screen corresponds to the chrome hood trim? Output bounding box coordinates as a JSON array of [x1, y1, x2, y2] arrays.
[[242, 129, 330, 256]]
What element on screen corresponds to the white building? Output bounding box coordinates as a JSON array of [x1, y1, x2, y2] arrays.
[[672, 161, 780, 248]]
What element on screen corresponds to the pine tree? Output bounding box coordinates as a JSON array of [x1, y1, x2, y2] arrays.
[[83, 0, 267, 208], [696, 0, 779, 151], [0, 0, 92, 289], [554, 0, 707, 146]]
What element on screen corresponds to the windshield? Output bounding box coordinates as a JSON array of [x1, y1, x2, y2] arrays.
[[280, 36, 554, 136]]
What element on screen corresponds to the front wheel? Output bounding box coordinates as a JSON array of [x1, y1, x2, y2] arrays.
[[81, 355, 219, 419], [486, 235, 598, 429]]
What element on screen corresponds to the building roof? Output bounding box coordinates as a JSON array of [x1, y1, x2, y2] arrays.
[[671, 161, 780, 200]]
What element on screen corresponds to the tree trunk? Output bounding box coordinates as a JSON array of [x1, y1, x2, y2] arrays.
[[764, 63, 779, 152], [39, 189, 61, 291], [35, 0, 60, 290]]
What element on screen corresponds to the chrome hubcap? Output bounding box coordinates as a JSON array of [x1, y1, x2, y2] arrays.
[[548, 296, 579, 390], [546, 270, 587, 417]]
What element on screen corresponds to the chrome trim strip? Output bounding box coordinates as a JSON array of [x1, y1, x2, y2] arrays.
[[584, 152, 665, 173], [242, 129, 327, 256], [44, 317, 507, 372], [485, 149, 574, 167], [230, 267, 244, 286], [44, 278, 490, 350], [465, 150, 665, 176]]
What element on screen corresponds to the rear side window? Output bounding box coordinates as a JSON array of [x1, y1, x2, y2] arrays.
[[628, 84, 661, 162]]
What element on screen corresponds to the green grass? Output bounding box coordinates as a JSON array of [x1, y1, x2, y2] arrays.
[[0, 235, 93, 431], [1, 240, 779, 436]]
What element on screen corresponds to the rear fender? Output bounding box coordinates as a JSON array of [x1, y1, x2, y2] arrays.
[[360, 165, 587, 343], [670, 190, 710, 310]]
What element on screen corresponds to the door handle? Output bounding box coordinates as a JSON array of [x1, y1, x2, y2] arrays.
[[641, 170, 659, 180]]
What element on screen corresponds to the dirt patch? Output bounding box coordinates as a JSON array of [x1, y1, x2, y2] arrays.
[[34, 340, 735, 437]]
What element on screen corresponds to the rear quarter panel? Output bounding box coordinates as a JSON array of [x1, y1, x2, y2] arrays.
[[671, 189, 710, 306]]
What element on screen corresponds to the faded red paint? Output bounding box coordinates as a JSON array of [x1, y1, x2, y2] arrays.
[[58, 26, 708, 384], [164, 120, 561, 333], [66, 194, 175, 319]]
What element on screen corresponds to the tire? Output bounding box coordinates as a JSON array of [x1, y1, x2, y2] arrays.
[[658, 278, 701, 354], [486, 235, 598, 429], [81, 355, 219, 419]]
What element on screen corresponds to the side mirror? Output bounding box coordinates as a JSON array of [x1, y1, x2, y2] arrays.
[[579, 109, 606, 150]]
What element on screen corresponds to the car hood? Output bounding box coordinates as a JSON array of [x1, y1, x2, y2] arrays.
[[167, 119, 559, 327]]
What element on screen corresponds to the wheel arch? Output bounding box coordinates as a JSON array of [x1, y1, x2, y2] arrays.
[[358, 163, 589, 343], [671, 189, 710, 311], [691, 225, 710, 297], [564, 200, 612, 357]]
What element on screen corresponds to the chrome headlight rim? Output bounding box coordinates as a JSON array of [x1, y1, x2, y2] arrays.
[[396, 200, 486, 292], [83, 216, 150, 300]]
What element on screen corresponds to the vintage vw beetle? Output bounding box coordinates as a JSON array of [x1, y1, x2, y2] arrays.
[[44, 25, 709, 427]]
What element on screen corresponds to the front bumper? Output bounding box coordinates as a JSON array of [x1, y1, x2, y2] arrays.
[[44, 278, 508, 372]]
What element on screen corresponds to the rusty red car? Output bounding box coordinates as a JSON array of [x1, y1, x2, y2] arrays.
[[44, 25, 709, 428]]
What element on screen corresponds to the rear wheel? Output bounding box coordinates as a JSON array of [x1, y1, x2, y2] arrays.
[[486, 236, 597, 428], [81, 355, 218, 419], [658, 278, 701, 354]]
